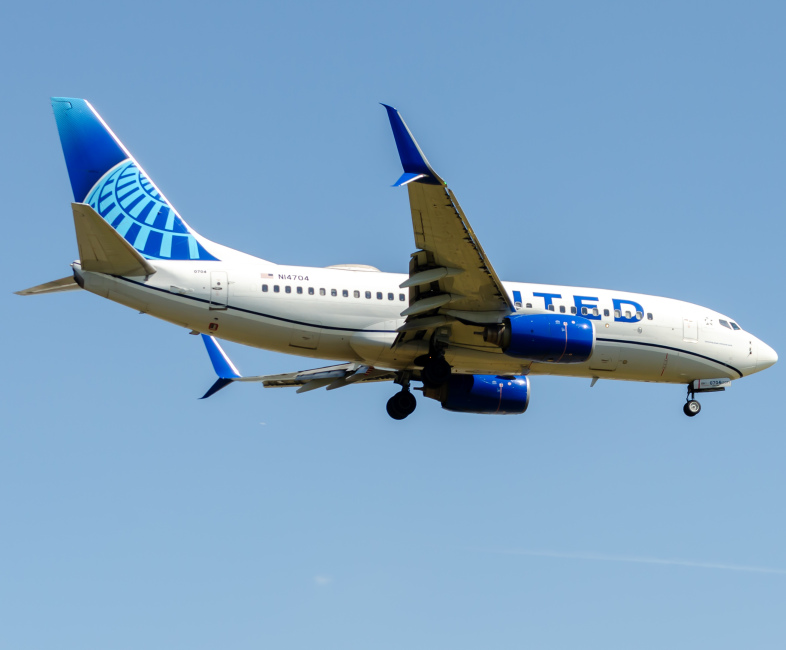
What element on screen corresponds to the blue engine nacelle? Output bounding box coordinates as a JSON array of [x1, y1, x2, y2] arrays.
[[423, 374, 531, 414], [483, 314, 594, 363]]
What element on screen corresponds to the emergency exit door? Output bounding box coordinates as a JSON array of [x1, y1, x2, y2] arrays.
[[209, 271, 228, 310]]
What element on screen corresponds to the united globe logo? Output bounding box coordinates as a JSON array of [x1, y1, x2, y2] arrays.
[[85, 160, 217, 260]]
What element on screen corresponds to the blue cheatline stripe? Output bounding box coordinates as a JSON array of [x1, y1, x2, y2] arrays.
[[114, 277, 398, 334], [596, 337, 743, 378], [112, 277, 747, 373]]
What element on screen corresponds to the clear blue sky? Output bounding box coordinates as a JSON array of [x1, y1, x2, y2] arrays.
[[3, 1, 785, 648]]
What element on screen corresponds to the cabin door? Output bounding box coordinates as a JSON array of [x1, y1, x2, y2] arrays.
[[209, 271, 228, 310]]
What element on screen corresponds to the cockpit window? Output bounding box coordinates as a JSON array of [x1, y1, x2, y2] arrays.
[[719, 319, 731, 329], [730, 322, 741, 331]]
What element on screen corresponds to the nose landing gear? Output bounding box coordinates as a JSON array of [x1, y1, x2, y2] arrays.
[[684, 383, 702, 417], [683, 399, 701, 417], [682, 379, 730, 417]]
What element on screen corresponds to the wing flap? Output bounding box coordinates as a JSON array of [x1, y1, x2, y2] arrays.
[[199, 335, 395, 398]]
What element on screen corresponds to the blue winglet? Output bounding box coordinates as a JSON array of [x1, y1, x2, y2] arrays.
[[200, 334, 241, 399], [381, 104, 442, 185]]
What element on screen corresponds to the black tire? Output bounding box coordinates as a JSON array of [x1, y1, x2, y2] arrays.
[[397, 390, 417, 416], [387, 391, 416, 420], [422, 357, 451, 388], [683, 400, 701, 417], [386, 397, 407, 420]]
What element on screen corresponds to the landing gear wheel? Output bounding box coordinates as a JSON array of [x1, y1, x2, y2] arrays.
[[421, 357, 452, 388], [683, 400, 701, 417], [386, 390, 417, 420]]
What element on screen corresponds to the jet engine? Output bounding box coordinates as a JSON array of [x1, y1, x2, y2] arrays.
[[423, 374, 530, 414], [483, 314, 594, 363]]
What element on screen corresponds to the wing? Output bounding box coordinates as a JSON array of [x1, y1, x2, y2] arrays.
[[199, 335, 395, 398], [382, 105, 513, 339]]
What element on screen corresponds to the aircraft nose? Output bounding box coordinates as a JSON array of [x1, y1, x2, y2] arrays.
[[758, 341, 778, 371]]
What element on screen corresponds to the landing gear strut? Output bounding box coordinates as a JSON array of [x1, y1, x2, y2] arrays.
[[387, 372, 417, 420], [683, 383, 701, 417]]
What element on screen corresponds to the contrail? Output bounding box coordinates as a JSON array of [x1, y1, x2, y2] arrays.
[[478, 548, 786, 576]]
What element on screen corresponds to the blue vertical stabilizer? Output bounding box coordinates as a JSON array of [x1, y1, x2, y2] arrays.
[[50, 98, 219, 261]]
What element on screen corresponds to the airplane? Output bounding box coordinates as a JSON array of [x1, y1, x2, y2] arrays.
[[17, 98, 778, 419]]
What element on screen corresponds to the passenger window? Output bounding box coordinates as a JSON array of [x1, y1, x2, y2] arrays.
[[285, 286, 291, 294], [365, 291, 371, 299], [319, 288, 326, 296], [571, 306, 577, 315], [614, 309, 621, 318], [559, 305, 566, 313], [388, 293, 394, 300], [377, 292, 383, 300], [331, 289, 337, 297], [547, 304, 555, 312], [604, 309, 610, 317], [592, 308, 599, 316], [647, 313, 653, 320], [297, 286, 303, 294], [308, 287, 314, 295], [526, 303, 532, 309], [399, 293, 406, 301], [636, 311, 643, 320], [514, 301, 522, 309], [262, 284, 268, 292], [274, 285, 280, 293], [342, 289, 348, 297], [581, 307, 588, 315], [719, 319, 731, 329], [731, 322, 741, 330], [354, 290, 360, 298], [625, 311, 632, 319]]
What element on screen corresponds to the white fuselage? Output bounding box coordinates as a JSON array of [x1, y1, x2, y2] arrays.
[[74, 256, 774, 384]]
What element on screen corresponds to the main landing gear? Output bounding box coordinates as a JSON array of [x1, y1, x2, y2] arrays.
[[387, 389, 417, 420], [386, 354, 454, 420], [421, 355, 451, 388]]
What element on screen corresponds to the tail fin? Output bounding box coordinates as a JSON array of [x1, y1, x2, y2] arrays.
[[51, 98, 218, 262]]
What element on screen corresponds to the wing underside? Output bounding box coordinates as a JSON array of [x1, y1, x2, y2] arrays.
[[382, 105, 513, 355]]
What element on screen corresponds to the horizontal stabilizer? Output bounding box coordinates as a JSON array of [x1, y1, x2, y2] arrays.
[[15, 276, 81, 296], [72, 203, 157, 277]]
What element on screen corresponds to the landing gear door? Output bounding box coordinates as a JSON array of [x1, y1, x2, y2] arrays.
[[209, 271, 228, 310], [683, 318, 698, 342]]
